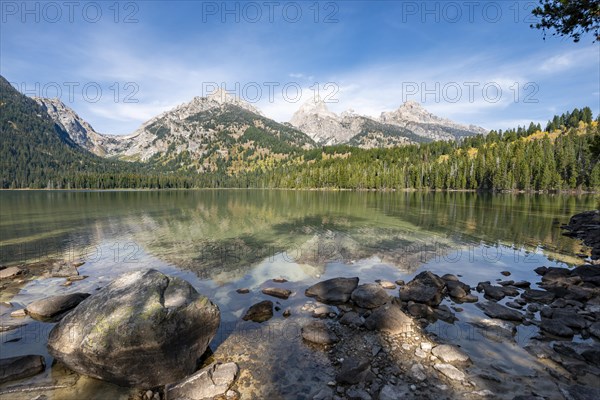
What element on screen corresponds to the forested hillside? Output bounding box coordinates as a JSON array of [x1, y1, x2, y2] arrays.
[[0, 76, 193, 189], [244, 120, 599, 191]]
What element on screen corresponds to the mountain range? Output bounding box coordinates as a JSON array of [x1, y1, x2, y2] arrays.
[[3, 74, 597, 192], [32, 85, 486, 168], [3, 73, 488, 181]]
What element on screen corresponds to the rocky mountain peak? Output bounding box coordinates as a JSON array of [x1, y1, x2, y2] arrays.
[[289, 97, 354, 145], [293, 96, 337, 120], [382, 101, 444, 124], [379, 101, 488, 140], [205, 88, 264, 115]]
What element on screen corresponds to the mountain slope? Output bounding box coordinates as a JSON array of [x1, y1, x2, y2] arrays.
[[110, 90, 315, 172], [0, 76, 161, 188], [31, 97, 122, 157]]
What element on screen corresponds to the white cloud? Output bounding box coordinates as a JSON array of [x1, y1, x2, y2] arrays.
[[20, 27, 597, 134]]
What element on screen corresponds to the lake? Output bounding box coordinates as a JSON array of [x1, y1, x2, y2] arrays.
[[0, 190, 597, 399]]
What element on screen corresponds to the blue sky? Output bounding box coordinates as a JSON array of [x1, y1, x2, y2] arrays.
[[1, 1, 599, 135]]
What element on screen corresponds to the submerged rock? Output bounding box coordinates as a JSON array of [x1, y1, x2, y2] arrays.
[[301, 320, 339, 345], [47, 261, 80, 278], [47, 269, 220, 387], [0, 355, 45, 384], [305, 277, 359, 304], [10, 308, 27, 318], [478, 282, 506, 301], [25, 293, 90, 321], [471, 318, 516, 340], [477, 301, 524, 321], [166, 362, 239, 400], [336, 357, 371, 384], [351, 283, 389, 309], [261, 287, 291, 299], [243, 300, 273, 323], [378, 280, 397, 289]]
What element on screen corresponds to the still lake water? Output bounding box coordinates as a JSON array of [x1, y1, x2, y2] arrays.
[[0, 190, 597, 398]]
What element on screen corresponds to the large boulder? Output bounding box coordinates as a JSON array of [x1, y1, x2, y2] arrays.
[[399, 271, 446, 306], [364, 303, 414, 334], [305, 277, 359, 304], [351, 283, 389, 309], [47, 269, 220, 387]]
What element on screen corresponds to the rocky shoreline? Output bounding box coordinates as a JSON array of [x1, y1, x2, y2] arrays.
[[561, 210, 600, 262], [0, 210, 599, 399]]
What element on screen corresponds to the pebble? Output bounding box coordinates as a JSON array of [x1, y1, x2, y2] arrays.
[[10, 309, 27, 318], [67, 275, 88, 281], [420, 342, 432, 352], [415, 349, 427, 358], [472, 389, 494, 397], [410, 363, 426, 381]]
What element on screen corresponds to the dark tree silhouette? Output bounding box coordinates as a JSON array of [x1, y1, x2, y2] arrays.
[[531, 0, 600, 42]]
